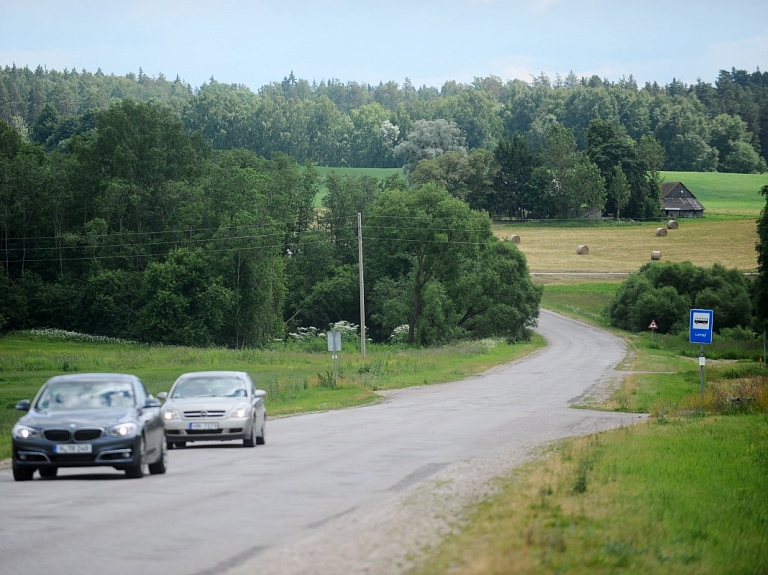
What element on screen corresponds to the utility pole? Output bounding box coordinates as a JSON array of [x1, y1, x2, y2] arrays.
[[358, 212, 366, 358]]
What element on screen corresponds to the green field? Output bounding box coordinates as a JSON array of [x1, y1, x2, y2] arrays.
[[661, 171, 768, 216], [311, 166, 404, 206]]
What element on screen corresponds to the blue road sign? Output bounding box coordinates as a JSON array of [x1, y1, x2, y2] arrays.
[[689, 309, 713, 344]]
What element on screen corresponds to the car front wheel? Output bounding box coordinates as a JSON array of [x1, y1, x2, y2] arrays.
[[256, 422, 265, 445], [148, 438, 168, 475], [243, 418, 256, 447], [125, 436, 147, 478], [12, 462, 34, 482]]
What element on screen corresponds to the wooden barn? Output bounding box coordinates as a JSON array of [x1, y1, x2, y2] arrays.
[[660, 181, 705, 218]]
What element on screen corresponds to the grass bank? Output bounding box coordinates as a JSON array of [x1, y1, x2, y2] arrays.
[[411, 281, 768, 575], [414, 414, 768, 575], [0, 330, 544, 461]]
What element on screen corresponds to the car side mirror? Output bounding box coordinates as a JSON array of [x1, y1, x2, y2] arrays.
[[15, 399, 31, 411], [156, 392, 168, 400], [144, 397, 161, 409], [253, 390, 266, 400]]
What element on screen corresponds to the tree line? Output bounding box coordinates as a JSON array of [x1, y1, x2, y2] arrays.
[[0, 100, 542, 347], [2, 65, 767, 175]]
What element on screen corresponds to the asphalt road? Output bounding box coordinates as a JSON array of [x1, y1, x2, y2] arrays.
[[0, 310, 645, 575]]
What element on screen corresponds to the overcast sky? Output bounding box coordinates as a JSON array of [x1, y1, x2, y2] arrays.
[[3, 0, 767, 91]]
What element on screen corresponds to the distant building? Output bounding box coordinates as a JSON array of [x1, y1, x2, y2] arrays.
[[661, 181, 705, 218]]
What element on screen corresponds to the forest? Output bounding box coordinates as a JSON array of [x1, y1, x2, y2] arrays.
[[2, 65, 767, 173], [1, 64, 766, 348]]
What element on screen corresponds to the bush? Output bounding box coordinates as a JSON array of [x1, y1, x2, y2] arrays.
[[605, 262, 753, 334]]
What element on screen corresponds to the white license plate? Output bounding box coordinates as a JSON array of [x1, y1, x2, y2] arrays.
[[54, 444, 92, 454], [189, 422, 219, 430]]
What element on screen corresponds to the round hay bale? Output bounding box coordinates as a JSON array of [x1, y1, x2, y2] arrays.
[[666, 219, 679, 230], [576, 245, 589, 255], [507, 234, 521, 244], [651, 250, 662, 260], [655, 227, 668, 237]]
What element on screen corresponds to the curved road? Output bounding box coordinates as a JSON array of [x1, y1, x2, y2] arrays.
[[0, 310, 644, 575]]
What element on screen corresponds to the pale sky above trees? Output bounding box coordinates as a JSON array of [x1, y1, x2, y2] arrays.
[[2, 0, 767, 91]]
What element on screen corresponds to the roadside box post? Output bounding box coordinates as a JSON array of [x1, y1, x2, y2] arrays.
[[327, 330, 342, 386]]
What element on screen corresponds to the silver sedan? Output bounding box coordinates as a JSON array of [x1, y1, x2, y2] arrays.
[[158, 371, 266, 448]]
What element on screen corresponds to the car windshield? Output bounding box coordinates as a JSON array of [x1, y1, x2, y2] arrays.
[[171, 377, 247, 399], [36, 380, 136, 411]]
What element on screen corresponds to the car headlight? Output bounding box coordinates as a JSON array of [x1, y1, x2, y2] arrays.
[[163, 407, 180, 420], [227, 405, 248, 418], [106, 422, 139, 438], [12, 424, 42, 440]]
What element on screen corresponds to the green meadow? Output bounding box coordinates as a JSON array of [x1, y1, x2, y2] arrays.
[[311, 166, 403, 206], [661, 171, 768, 216]]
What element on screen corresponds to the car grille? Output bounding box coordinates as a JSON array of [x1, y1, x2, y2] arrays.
[[187, 429, 223, 435], [43, 428, 104, 442], [74, 428, 102, 441], [184, 410, 226, 418], [44, 429, 71, 442]]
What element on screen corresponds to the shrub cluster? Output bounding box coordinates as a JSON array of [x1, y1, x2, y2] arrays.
[[605, 262, 753, 334]]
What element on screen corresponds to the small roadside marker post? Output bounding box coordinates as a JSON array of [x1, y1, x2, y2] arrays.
[[327, 330, 342, 387], [648, 319, 658, 342]]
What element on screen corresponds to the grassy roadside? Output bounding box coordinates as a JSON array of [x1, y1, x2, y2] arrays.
[[410, 284, 768, 575], [0, 331, 545, 461], [413, 415, 768, 575]]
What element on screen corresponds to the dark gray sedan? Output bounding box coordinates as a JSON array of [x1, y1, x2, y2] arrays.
[[11, 373, 167, 481]]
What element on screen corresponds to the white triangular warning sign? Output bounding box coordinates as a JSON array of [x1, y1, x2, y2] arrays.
[[648, 320, 658, 330]]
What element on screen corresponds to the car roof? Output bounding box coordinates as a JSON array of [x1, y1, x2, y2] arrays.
[[175, 371, 249, 379], [45, 373, 141, 385]]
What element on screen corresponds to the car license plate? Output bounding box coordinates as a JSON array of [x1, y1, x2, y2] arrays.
[[54, 444, 92, 454], [189, 422, 219, 430]]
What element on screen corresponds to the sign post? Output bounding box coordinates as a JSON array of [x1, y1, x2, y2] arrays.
[[648, 319, 658, 341], [327, 330, 342, 386], [689, 309, 714, 399]]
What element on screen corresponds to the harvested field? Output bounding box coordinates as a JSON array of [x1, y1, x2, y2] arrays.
[[493, 219, 757, 273]]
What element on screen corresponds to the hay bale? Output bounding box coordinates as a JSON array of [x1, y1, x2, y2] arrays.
[[576, 245, 589, 255], [507, 234, 521, 244], [655, 227, 668, 237], [651, 250, 662, 260], [667, 219, 679, 230]]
